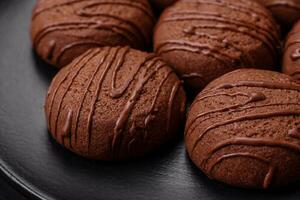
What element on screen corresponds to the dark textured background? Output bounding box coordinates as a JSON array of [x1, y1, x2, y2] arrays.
[[0, 0, 299, 199]]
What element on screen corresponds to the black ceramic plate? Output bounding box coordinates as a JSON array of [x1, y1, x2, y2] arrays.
[[0, 0, 300, 199]]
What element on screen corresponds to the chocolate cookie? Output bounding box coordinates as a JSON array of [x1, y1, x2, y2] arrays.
[[30, 0, 155, 68], [185, 69, 300, 189], [154, 0, 280, 93], [150, 0, 177, 10], [283, 21, 300, 80], [259, 0, 300, 30], [45, 46, 186, 160]]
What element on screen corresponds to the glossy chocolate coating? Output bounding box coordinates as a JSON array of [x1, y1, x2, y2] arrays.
[[45, 47, 186, 160], [154, 0, 280, 93], [283, 20, 300, 80], [185, 69, 300, 189], [30, 0, 155, 68]]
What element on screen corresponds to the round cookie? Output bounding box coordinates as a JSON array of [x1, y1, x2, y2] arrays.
[[258, 0, 300, 30], [154, 0, 280, 93], [283, 20, 300, 80], [45, 46, 186, 160], [30, 0, 155, 68], [150, 0, 177, 10], [185, 69, 300, 189]]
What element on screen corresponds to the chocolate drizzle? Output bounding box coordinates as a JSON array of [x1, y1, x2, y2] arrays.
[[190, 92, 249, 111], [47, 48, 99, 136], [191, 110, 300, 154], [33, 21, 138, 57], [62, 110, 73, 137], [197, 136, 300, 188], [207, 152, 275, 189], [292, 48, 300, 61], [155, 0, 279, 61], [215, 80, 300, 91], [87, 47, 120, 151], [32, 0, 87, 20], [52, 50, 100, 135], [109, 47, 139, 98], [145, 70, 174, 137], [77, 6, 147, 44], [283, 23, 300, 79], [284, 32, 300, 50], [186, 92, 266, 136], [265, 0, 300, 12], [188, 102, 300, 138], [288, 127, 300, 139], [202, 136, 300, 169], [112, 58, 166, 154], [156, 40, 231, 65], [55, 40, 105, 65], [167, 81, 182, 134], [47, 46, 182, 157], [61, 110, 73, 147], [248, 92, 267, 103], [183, 27, 252, 65], [46, 40, 56, 60], [73, 47, 111, 147], [32, 0, 153, 21], [291, 72, 300, 80], [34, 21, 137, 46], [193, 0, 278, 29], [77, 1, 154, 21], [187, 79, 300, 137], [185, 69, 300, 188], [158, 11, 278, 57], [204, 137, 300, 161], [32, 0, 154, 65], [110, 53, 175, 152]]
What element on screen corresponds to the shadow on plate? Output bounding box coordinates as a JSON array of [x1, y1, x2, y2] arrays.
[[31, 50, 57, 83]]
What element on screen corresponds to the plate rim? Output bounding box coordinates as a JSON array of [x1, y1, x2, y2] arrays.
[[0, 159, 53, 200]]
